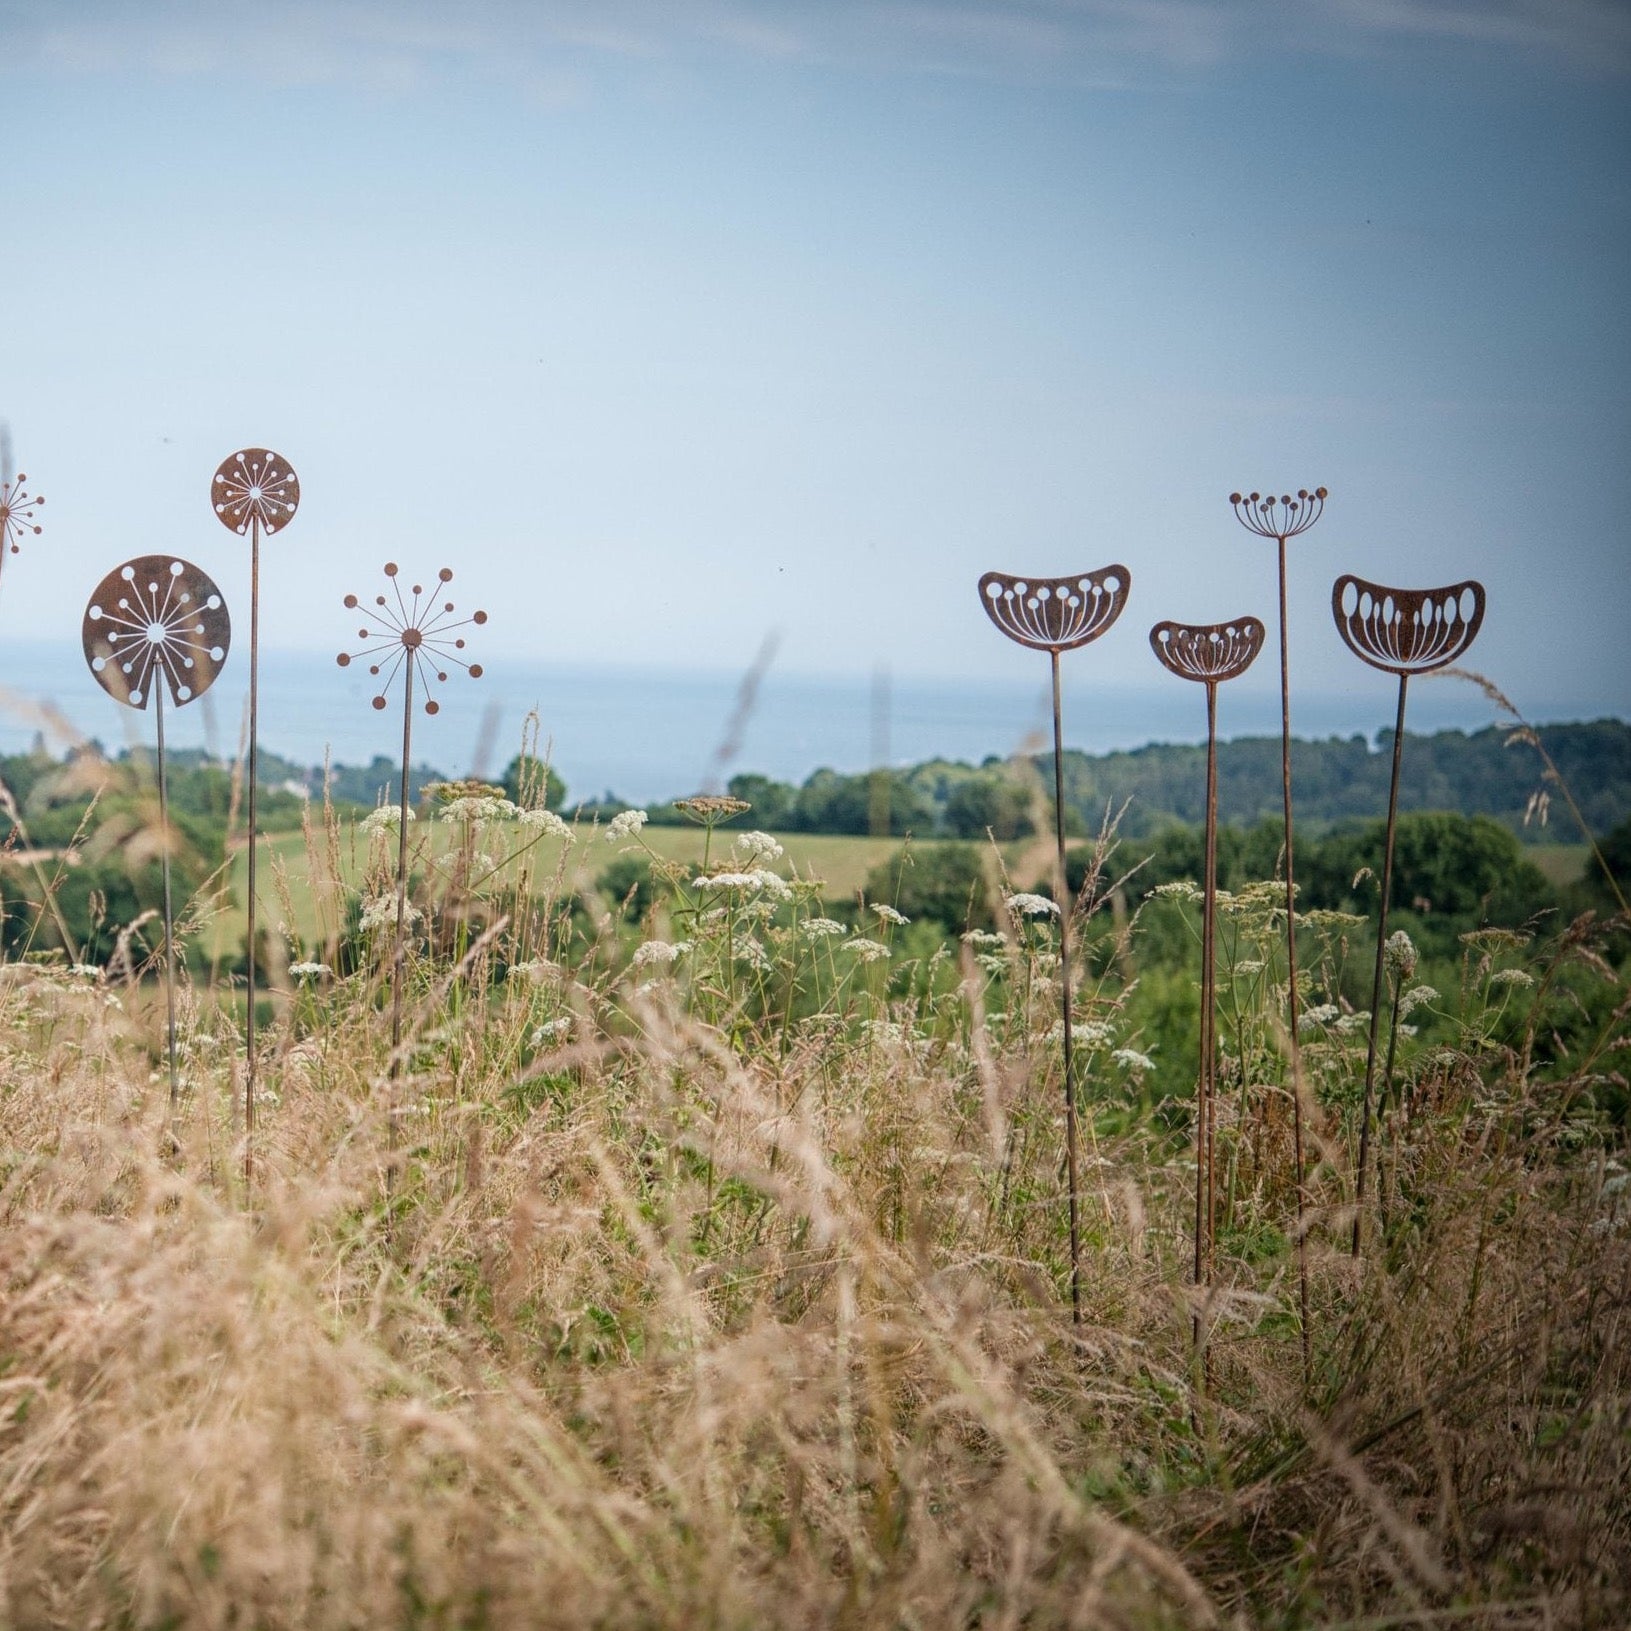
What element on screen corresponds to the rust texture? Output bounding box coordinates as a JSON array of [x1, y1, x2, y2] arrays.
[[338, 563, 487, 714], [83, 556, 231, 709], [211, 448, 300, 536], [0, 470, 44, 562], [1149, 615, 1264, 684]]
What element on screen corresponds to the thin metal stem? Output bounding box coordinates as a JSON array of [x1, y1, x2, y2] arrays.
[[1050, 649, 1082, 1327], [393, 659, 414, 1080], [1354, 671, 1409, 1257], [1277, 536, 1312, 1380], [156, 684, 178, 1111], [245, 517, 261, 1188], [1196, 681, 1219, 1360]]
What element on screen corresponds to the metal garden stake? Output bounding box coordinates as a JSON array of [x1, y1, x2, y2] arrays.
[[83, 556, 231, 1108], [211, 448, 299, 1183], [337, 564, 486, 1083], [1229, 485, 1326, 1373], [0, 465, 44, 593], [1149, 615, 1265, 1344], [1331, 573, 1484, 1256], [978, 565, 1131, 1325]]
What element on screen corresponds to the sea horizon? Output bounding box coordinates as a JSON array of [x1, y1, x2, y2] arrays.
[[0, 640, 1616, 806]]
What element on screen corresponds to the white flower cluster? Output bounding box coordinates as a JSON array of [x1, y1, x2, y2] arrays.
[[693, 868, 793, 902], [735, 938, 772, 972], [961, 929, 1006, 948], [1111, 1047, 1156, 1076], [289, 961, 332, 980], [508, 958, 561, 984], [1075, 1020, 1116, 1048], [631, 938, 690, 969], [846, 937, 891, 963], [1488, 967, 1536, 990], [439, 794, 517, 827], [531, 1016, 572, 1046], [1298, 1002, 1340, 1032], [520, 807, 573, 839], [1398, 983, 1439, 1019], [732, 829, 783, 863], [1384, 928, 1419, 978], [68, 963, 101, 979], [801, 917, 846, 940], [605, 809, 648, 842], [871, 903, 910, 926], [1005, 892, 1059, 918], [361, 804, 412, 836], [359, 895, 422, 933]]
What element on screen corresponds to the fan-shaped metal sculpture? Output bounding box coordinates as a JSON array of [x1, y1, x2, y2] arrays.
[[83, 557, 231, 1109], [978, 562, 1131, 1326], [338, 564, 487, 1088], [1150, 614, 1265, 1349], [1332, 573, 1485, 1257], [1230, 486, 1327, 1376], [212, 447, 299, 1186]]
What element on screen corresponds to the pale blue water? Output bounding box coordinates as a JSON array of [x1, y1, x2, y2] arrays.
[[0, 639, 1539, 805]]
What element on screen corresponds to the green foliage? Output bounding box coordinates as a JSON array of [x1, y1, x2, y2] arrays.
[[864, 842, 994, 933], [499, 753, 566, 812]]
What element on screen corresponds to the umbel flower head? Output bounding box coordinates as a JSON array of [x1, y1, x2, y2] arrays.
[[1229, 487, 1328, 542], [1149, 616, 1265, 685], [211, 448, 300, 537], [336, 563, 486, 715], [82, 556, 231, 710], [0, 470, 43, 560]]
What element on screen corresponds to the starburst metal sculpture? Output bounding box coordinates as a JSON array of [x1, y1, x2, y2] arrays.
[[83, 556, 231, 1108], [1229, 485, 1326, 1375], [1332, 573, 1485, 1256], [978, 565, 1131, 1325], [212, 447, 299, 1185], [0, 469, 44, 582], [1150, 614, 1265, 1356], [338, 564, 487, 1082]]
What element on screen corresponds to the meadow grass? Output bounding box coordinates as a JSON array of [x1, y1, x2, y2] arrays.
[[0, 794, 1626, 1630]]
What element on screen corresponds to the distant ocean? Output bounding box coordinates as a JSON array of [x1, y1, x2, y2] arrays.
[[0, 640, 1543, 805]]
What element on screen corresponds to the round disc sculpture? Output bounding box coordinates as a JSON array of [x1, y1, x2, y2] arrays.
[[1150, 615, 1265, 1354], [978, 565, 1131, 1325], [1332, 573, 1484, 1255], [211, 448, 299, 1183], [1229, 486, 1326, 1375], [337, 564, 486, 1097], [83, 556, 231, 1108]]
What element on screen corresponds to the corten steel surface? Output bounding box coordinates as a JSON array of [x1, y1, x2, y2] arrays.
[[213, 448, 300, 1189], [83, 556, 231, 1111], [1229, 485, 1327, 1381], [338, 564, 487, 1103], [978, 563, 1131, 1327], [0, 470, 44, 580], [1150, 615, 1265, 1357], [1331, 574, 1485, 1257]]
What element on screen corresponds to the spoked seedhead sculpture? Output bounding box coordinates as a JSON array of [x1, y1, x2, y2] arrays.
[[1332, 572, 1485, 1257], [83, 556, 231, 708], [1149, 614, 1265, 1356], [338, 564, 487, 1094], [83, 556, 231, 1109], [977, 562, 1130, 1327], [0, 469, 44, 565], [1229, 488, 1328, 1381], [338, 564, 487, 712], [212, 446, 299, 1187], [211, 448, 300, 538]]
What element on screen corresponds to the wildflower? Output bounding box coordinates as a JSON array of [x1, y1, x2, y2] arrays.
[[674, 794, 750, 823], [1384, 929, 1418, 978], [961, 929, 1006, 948], [289, 961, 332, 980], [1112, 1047, 1156, 1076], [801, 917, 845, 940], [520, 807, 573, 839], [846, 936, 891, 963], [530, 1016, 572, 1046], [1398, 983, 1439, 1019], [361, 804, 412, 836], [975, 953, 1008, 975], [1489, 967, 1535, 990], [1233, 959, 1265, 976], [871, 903, 910, 927], [631, 939, 689, 969], [438, 794, 517, 826], [1005, 892, 1060, 918], [1335, 1010, 1371, 1036], [605, 809, 648, 842], [1150, 881, 1202, 902], [1075, 1020, 1115, 1048], [360, 895, 422, 933], [1298, 1002, 1340, 1033], [732, 829, 782, 863], [693, 868, 792, 901], [734, 938, 772, 971], [508, 958, 561, 984], [69, 964, 101, 979]]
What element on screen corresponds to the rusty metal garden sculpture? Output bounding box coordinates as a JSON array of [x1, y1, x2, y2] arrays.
[[83, 556, 231, 1108], [1149, 615, 1265, 1349], [211, 448, 299, 1182], [0, 467, 44, 591], [337, 564, 486, 1086], [1332, 574, 1485, 1255], [1229, 486, 1326, 1372], [978, 565, 1131, 1325]]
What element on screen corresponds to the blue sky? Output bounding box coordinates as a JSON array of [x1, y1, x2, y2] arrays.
[[1, 1, 1627, 752]]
